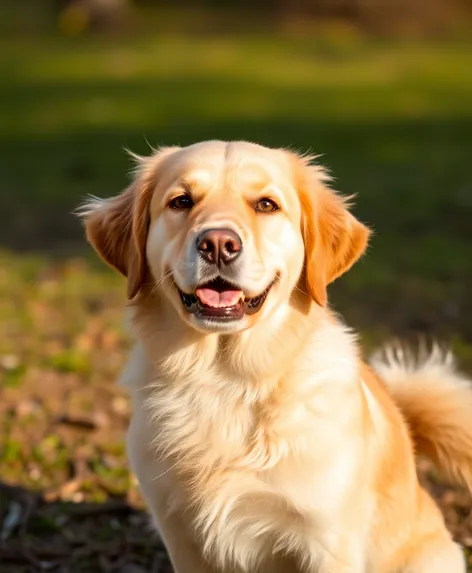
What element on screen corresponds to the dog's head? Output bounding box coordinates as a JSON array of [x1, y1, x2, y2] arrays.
[[79, 141, 370, 333]]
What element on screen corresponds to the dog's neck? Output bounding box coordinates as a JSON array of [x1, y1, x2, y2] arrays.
[[127, 291, 359, 399]]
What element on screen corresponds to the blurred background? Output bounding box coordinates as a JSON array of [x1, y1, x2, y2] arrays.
[[0, 1, 471, 571]]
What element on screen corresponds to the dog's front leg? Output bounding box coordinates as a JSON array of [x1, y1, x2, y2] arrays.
[[126, 416, 219, 573], [150, 510, 219, 573], [131, 462, 218, 573]]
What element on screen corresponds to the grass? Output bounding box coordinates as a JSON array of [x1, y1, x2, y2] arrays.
[[0, 29, 471, 571]]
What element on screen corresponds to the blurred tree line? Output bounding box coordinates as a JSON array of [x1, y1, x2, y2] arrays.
[[3, 0, 471, 37], [55, 0, 471, 36]]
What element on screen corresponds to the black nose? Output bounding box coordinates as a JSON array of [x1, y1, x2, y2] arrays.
[[197, 228, 242, 266]]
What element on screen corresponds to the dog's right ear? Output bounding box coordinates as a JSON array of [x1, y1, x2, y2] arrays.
[[76, 146, 179, 299], [78, 186, 145, 299]]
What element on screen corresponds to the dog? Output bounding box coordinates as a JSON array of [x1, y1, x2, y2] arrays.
[[79, 140, 472, 572]]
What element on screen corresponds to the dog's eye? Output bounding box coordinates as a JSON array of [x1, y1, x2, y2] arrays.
[[255, 198, 279, 213], [169, 195, 194, 210]]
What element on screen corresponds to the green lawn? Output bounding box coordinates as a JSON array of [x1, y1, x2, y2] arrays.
[[1, 32, 472, 571]]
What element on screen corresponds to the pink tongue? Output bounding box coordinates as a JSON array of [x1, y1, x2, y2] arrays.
[[196, 288, 243, 308]]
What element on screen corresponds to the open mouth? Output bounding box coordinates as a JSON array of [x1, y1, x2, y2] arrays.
[[178, 277, 274, 321]]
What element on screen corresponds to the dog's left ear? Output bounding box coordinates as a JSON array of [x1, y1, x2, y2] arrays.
[[296, 159, 371, 307]]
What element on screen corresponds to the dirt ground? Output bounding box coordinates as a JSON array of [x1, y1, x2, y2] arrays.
[[0, 257, 169, 571]]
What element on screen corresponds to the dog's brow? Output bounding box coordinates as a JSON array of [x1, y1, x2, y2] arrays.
[[230, 162, 279, 191], [182, 169, 214, 192]]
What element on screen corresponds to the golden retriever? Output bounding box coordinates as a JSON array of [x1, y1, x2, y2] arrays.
[[79, 140, 472, 572]]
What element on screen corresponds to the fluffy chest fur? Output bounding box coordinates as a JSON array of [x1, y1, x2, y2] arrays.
[[122, 310, 372, 569]]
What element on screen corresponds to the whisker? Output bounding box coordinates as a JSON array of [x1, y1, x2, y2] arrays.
[[150, 270, 173, 294], [148, 261, 200, 296], [291, 284, 310, 298]]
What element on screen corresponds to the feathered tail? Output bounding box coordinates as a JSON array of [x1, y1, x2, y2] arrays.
[[371, 343, 472, 490]]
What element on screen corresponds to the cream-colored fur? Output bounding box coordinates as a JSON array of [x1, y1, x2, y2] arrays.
[[80, 141, 470, 572]]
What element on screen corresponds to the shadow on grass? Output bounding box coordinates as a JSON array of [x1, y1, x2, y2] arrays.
[[1, 109, 471, 248], [0, 482, 170, 573]]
